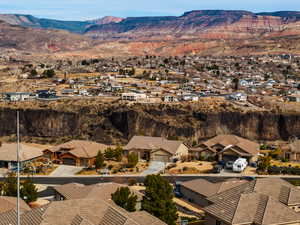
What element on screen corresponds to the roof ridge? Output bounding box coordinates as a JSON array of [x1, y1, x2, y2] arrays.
[[230, 194, 243, 224]]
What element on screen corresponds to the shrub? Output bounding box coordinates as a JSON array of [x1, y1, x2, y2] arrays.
[[128, 178, 137, 186], [107, 164, 114, 170]]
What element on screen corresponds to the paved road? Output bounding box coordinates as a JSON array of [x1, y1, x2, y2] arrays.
[[50, 165, 83, 177], [141, 161, 166, 176]]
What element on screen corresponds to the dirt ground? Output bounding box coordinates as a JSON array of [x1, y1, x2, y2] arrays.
[[168, 161, 214, 174]]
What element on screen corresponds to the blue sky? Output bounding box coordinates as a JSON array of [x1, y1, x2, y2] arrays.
[[0, 0, 300, 21]]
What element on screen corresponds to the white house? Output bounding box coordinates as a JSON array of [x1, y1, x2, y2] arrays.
[[3, 92, 32, 101], [121, 93, 147, 101]]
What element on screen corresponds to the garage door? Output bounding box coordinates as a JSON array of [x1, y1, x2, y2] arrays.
[[62, 158, 76, 166], [152, 154, 169, 162]]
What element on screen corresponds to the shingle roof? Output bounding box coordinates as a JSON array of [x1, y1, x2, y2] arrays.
[[204, 193, 300, 225], [207, 178, 300, 206], [180, 178, 248, 198], [0, 143, 43, 162], [202, 135, 259, 156], [0, 199, 167, 225], [0, 196, 30, 214], [53, 182, 143, 202], [124, 136, 184, 155], [45, 140, 111, 159]]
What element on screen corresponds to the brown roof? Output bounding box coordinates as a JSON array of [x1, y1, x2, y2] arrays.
[[0, 199, 166, 225], [207, 178, 300, 206], [181, 178, 248, 198], [0, 196, 30, 214], [202, 135, 259, 156], [45, 140, 110, 159], [204, 193, 300, 225], [0, 143, 43, 162], [53, 182, 144, 202], [124, 136, 185, 155]]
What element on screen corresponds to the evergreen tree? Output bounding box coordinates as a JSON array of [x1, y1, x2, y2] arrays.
[[142, 175, 178, 225], [111, 187, 137, 212], [105, 147, 115, 160], [95, 151, 105, 170], [127, 152, 138, 168], [20, 178, 38, 203], [114, 146, 123, 162], [2, 173, 17, 196]]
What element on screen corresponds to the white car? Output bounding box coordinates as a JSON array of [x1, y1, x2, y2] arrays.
[[232, 158, 248, 173]]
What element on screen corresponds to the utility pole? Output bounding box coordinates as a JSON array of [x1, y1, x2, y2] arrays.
[[16, 110, 20, 225]]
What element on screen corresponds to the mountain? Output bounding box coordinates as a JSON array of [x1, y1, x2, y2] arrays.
[[0, 14, 92, 33], [0, 20, 92, 52], [89, 16, 124, 25], [84, 10, 300, 40]]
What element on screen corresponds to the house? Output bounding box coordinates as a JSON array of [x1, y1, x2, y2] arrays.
[[124, 136, 188, 162], [193, 135, 260, 162], [43, 140, 110, 167], [121, 92, 147, 101], [282, 139, 300, 161], [0, 198, 167, 225], [2, 92, 32, 101], [53, 182, 144, 210], [287, 94, 300, 102], [0, 143, 43, 169], [228, 92, 247, 101], [203, 178, 300, 225], [179, 178, 248, 207], [0, 196, 30, 214]]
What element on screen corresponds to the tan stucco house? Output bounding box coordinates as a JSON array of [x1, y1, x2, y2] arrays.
[[124, 136, 188, 162], [43, 140, 110, 167], [191, 135, 259, 162]]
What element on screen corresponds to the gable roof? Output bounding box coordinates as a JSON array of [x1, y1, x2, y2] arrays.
[[204, 193, 300, 225], [207, 178, 300, 206], [0, 196, 30, 214], [180, 178, 248, 198], [0, 143, 43, 162], [53, 182, 143, 202], [124, 136, 184, 155], [202, 135, 259, 156], [0, 199, 166, 225], [45, 140, 110, 159]]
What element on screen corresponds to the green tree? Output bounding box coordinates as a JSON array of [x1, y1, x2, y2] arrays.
[[105, 147, 115, 160], [111, 187, 137, 212], [20, 178, 38, 203], [257, 155, 271, 172], [127, 152, 138, 168], [30, 69, 38, 77], [142, 175, 178, 225], [114, 146, 123, 162], [2, 173, 17, 196], [43, 69, 56, 78], [95, 151, 105, 170]]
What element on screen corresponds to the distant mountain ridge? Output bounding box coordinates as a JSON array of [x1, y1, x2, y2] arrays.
[[0, 14, 123, 33], [84, 10, 300, 40]]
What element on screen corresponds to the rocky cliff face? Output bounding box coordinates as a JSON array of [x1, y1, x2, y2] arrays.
[[84, 10, 300, 40], [1, 103, 300, 145]]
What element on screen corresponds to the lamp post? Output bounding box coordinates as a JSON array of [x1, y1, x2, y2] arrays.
[[17, 110, 20, 225]]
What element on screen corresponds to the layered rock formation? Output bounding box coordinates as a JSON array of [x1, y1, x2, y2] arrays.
[[1, 102, 299, 145]]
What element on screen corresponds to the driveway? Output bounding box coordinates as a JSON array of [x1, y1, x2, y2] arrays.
[[50, 165, 83, 177], [141, 161, 166, 176]]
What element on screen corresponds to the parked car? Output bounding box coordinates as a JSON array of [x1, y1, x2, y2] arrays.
[[233, 158, 248, 173], [212, 164, 224, 174], [225, 161, 234, 169]]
